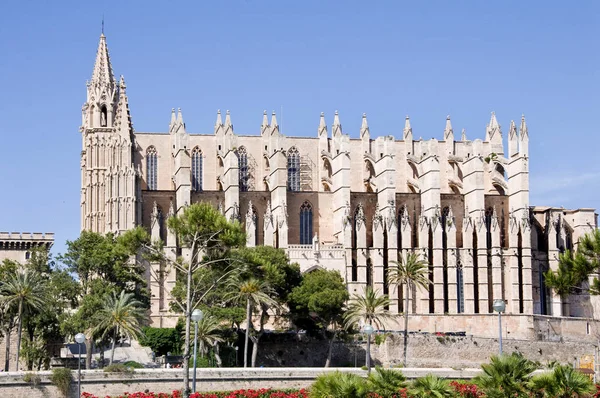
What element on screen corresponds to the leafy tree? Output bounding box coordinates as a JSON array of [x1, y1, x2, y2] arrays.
[[139, 325, 183, 356], [545, 229, 600, 296], [190, 315, 224, 358], [410, 374, 453, 398], [344, 286, 396, 330], [528, 364, 595, 398], [288, 269, 348, 367], [474, 352, 537, 398], [0, 268, 47, 371], [162, 202, 245, 396], [228, 246, 302, 368], [92, 290, 146, 365], [388, 252, 431, 367], [226, 277, 276, 368]]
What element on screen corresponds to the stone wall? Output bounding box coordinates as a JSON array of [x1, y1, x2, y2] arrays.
[[0, 367, 483, 398], [258, 332, 599, 369]]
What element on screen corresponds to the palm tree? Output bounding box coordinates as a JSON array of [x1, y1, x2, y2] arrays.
[[474, 352, 537, 398], [189, 315, 224, 358], [410, 374, 453, 398], [93, 290, 146, 365], [226, 277, 276, 368], [343, 286, 396, 330], [0, 269, 47, 371], [388, 251, 431, 367], [529, 364, 595, 398]]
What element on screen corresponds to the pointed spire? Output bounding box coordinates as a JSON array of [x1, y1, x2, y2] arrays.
[[444, 115, 453, 140], [461, 128, 467, 141], [508, 120, 517, 139], [520, 114, 528, 139], [91, 34, 116, 87], [271, 111, 278, 128], [403, 115, 412, 140], [360, 113, 369, 138], [318, 112, 327, 137], [225, 110, 232, 126], [113, 75, 133, 138], [170, 108, 176, 127], [332, 110, 342, 137], [215, 109, 222, 126], [486, 111, 502, 141], [177, 108, 183, 124]]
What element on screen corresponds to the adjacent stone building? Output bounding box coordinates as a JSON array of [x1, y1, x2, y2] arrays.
[[80, 33, 598, 332], [0, 232, 54, 264]]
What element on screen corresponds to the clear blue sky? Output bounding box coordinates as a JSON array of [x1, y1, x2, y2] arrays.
[[0, 1, 598, 257]]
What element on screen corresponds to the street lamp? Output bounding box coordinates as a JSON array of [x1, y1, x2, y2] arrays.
[[75, 333, 86, 398], [493, 299, 506, 355], [363, 324, 374, 374], [191, 309, 204, 393]]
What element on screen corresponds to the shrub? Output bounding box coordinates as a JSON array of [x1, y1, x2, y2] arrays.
[[366, 367, 407, 398], [50, 368, 72, 398], [310, 371, 365, 398], [23, 372, 41, 387], [123, 360, 144, 369], [103, 363, 134, 373]]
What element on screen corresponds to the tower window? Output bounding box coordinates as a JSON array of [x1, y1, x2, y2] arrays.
[[287, 147, 300, 192], [147, 146, 158, 190], [300, 201, 313, 245], [238, 146, 249, 192], [192, 147, 203, 192], [25, 251, 30, 260]]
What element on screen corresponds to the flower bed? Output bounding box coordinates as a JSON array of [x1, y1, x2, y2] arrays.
[[81, 389, 308, 398]]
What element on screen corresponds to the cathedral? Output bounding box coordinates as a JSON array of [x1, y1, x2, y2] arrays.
[[80, 34, 598, 337]]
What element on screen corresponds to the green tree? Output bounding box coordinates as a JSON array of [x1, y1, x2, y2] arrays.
[[139, 325, 183, 356], [226, 277, 276, 368], [545, 230, 600, 297], [344, 286, 396, 330], [190, 315, 224, 358], [229, 246, 301, 367], [288, 269, 348, 367], [528, 364, 595, 398], [0, 268, 47, 371], [474, 352, 537, 398], [92, 290, 146, 365], [164, 202, 245, 396], [388, 252, 431, 367], [410, 374, 453, 398]]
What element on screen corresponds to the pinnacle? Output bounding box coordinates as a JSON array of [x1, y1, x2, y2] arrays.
[[91, 33, 115, 87], [215, 109, 222, 126], [444, 115, 453, 138], [271, 111, 278, 127], [404, 115, 412, 131]]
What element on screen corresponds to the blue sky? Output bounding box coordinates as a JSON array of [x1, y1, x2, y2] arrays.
[[0, 1, 598, 257]]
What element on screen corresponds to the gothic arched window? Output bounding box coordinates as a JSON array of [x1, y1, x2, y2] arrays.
[[192, 147, 203, 192], [287, 147, 300, 192], [146, 146, 158, 190], [238, 146, 249, 192], [300, 201, 313, 245]]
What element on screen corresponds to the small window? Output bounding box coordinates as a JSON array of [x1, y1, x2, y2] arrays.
[[25, 252, 30, 260]]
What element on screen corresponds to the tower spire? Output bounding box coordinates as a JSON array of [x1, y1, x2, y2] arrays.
[[360, 113, 369, 138], [403, 115, 413, 140], [444, 115, 453, 140], [91, 34, 115, 87]]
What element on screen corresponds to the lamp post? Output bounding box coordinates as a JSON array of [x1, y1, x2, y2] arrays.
[[493, 300, 506, 355], [363, 324, 374, 374], [191, 309, 204, 393], [75, 333, 86, 398]]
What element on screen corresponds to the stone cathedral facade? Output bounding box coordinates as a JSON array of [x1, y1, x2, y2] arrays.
[[81, 34, 598, 335]]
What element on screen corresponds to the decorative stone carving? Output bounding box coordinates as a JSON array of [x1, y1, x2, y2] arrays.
[[264, 201, 273, 227], [343, 201, 351, 230], [373, 204, 383, 231], [355, 203, 366, 231]]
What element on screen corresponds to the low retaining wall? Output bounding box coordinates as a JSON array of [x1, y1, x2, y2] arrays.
[[0, 367, 482, 398]]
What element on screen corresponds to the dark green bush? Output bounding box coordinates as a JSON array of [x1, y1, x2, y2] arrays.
[[138, 326, 183, 356], [123, 360, 144, 369]]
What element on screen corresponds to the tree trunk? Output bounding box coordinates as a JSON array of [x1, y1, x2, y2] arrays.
[[213, 343, 222, 368], [15, 300, 23, 371], [4, 327, 11, 371], [403, 283, 410, 367], [244, 298, 251, 368], [250, 334, 261, 368], [325, 330, 336, 368], [110, 328, 117, 366], [183, 251, 194, 398], [99, 342, 104, 369], [86, 339, 93, 370]]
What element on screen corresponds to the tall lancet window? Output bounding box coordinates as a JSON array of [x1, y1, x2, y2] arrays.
[[238, 146, 249, 192], [287, 147, 300, 192], [192, 147, 203, 192], [300, 201, 313, 245], [146, 146, 158, 190]]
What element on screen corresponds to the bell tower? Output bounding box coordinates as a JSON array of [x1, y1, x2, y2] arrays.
[[80, 34, 138, 234]]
